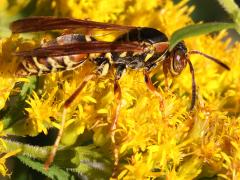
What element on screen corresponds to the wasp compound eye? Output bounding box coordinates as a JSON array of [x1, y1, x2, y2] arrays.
[[174, 51, 183, 72], [170, 50, 187, 75]]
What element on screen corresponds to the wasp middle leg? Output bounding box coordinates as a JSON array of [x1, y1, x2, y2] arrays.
[[143, 70, 165, 111]]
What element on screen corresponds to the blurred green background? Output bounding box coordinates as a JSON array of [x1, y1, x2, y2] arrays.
[[182, 0, 240, 41]]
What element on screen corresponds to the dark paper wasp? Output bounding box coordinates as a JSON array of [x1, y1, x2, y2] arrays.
[[10, 16, 230, 171]]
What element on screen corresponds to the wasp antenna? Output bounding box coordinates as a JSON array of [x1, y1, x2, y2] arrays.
[[188, 50, 230, 71], [187, 59, 196, 110]]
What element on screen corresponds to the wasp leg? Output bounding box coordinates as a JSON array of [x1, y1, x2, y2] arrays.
[[44, 73, 96, 170], [111, 79, 122, 161], [110, 64, 125, 177], [96, 59, 110, 76], [163, 60, 169, 91], [187, 59, 196, 110], [143, 70, 165, 111], [44, 58, 111, 170], [145, 60, 168, 91]]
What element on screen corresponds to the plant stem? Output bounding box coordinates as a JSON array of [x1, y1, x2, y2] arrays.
[[3, 139, 50, 160]]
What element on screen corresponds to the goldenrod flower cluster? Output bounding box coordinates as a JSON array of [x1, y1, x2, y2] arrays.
[[0, 0, 240, 179]]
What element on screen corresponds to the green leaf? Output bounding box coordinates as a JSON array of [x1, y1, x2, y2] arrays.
[[1, 76, 37, 129], [169, 22, 236, 50], [4, 139, 50, 160], [218, 0, 240, 15], [17, 155, 73, 180], [217, 0, 240, 32], [4, 140, 112, 179], [58, 146, 112, 179], [19, 76, 37, 100]]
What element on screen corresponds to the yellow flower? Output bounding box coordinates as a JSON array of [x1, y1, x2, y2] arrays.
[[0, 0, 31, 37], [1, 0, 240, 179], [0, 36, 35, 109], [0, 122, 6, 151], [68, 0, 128, 22], [0, 149, 21, 177], [25, 88, 62, 135], [0, 121, 21, 177]]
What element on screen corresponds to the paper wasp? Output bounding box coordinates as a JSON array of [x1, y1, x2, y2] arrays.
[[10, 16, 230, 171]]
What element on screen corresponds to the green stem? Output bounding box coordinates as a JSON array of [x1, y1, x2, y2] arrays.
[[3, 139, 50, 160]]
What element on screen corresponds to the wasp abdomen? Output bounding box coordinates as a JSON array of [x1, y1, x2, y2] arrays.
[[16, 34, 92, 77], [16, 55, 88, 77]]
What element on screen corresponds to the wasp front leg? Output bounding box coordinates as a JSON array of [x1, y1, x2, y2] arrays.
[[110, 79, 122, 144], [110, 64, 125, 177], [163, 60, 169, 91], [111, 79, 122, 171], [143, 70, 165, 111]]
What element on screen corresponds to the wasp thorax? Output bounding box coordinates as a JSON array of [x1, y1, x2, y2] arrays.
[[169, 41, 188, 76]]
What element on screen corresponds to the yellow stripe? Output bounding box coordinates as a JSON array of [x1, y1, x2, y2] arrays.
[[100, 63, 110, 76], [47, 57, 64, 72], [105, 53, 113, 64], [144, 52, 154, 62], [119, 52, 127, 58], [85, 35, 92, 42], [33, 57, 50, 72], [63, 56, 79, 70], [22, 60, 38, 74]]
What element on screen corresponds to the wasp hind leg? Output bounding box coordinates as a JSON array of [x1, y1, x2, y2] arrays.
[[44, 60, 111, 170], [44, 73, 96, 170]]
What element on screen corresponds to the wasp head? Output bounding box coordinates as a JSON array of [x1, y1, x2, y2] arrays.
[[169, 41, 188, 76]]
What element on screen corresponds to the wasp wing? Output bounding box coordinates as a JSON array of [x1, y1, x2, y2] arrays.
[[15, 41, 145, 57], [10, 16, 136, 34]]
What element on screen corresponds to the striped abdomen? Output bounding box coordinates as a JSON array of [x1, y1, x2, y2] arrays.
[[16, 54, 88, 77], [16, 34, 93, 77]]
